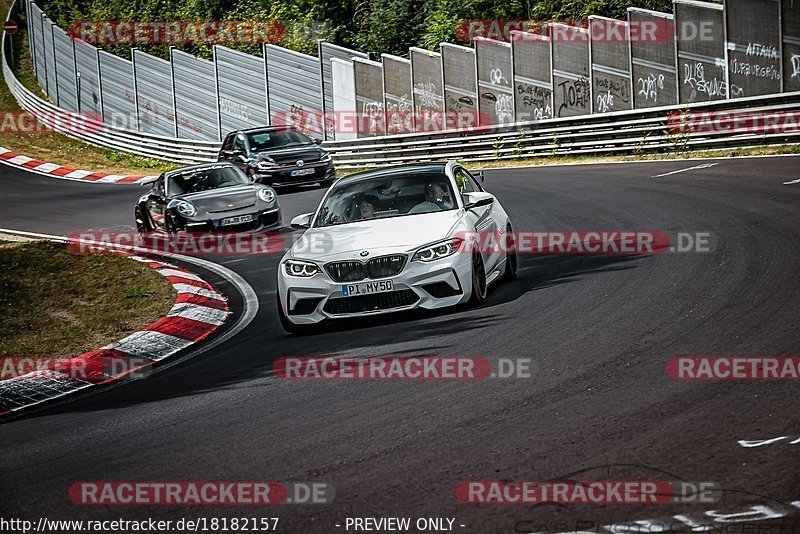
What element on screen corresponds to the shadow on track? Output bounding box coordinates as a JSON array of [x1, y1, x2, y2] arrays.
[[482, 253, 644, 309], [17, 253, 646, 420]]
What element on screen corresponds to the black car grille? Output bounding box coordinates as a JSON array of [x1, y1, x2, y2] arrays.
[[323, 290, 419, 315], [325, 255, 406, 283], [325, 261, 366, 282], [366, 255, 406, 279]]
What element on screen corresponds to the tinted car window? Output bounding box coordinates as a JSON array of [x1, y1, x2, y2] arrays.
[[315, 172, 456, 227], [167, 166, 250, 195], [247, 130, 312, 152], [221, 134, 234, 151]]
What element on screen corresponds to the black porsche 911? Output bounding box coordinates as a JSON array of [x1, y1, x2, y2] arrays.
[[135, 162, 281, 233]]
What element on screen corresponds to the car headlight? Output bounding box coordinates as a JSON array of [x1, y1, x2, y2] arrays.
[[284, 259, 320, 277], [320, 152, 332, 162], [258, 187, 276, 203], [256, 158, 278, 170], [412, 238, 463, 262], [172, 200, 196, 218]]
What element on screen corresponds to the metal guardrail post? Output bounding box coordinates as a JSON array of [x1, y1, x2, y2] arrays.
[[130, 47, 141, 132], [169, 46, 178, 138]]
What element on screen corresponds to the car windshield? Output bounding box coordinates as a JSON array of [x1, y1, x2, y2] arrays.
[[247, 129, 312, 152], [314, 171, 457, 227], [167, 165, 249, 195]]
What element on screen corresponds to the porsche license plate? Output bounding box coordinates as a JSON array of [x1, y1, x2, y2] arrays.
[[342, 280, 393, 297], [291, 168, 315, 177], [219, 214, 253, 226]]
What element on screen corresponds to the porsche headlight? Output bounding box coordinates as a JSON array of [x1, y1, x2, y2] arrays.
[[258, 187, 276, 203], [284, 259, 320, 277], [174, 200, 196, 218], [412, 238, 463, 262]]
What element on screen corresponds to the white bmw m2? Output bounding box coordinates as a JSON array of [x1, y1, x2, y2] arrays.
[[276, 161, 517, 333]]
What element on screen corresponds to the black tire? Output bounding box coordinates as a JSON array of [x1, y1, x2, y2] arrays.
[[502, 223, 518, 282], [135, 205, 149, 233], [164, 212, 177, 234], [276, 294, 310, 335], [135, 207, 156, 249], [469, 251, 487, 305], [319, 177, 335, 187]]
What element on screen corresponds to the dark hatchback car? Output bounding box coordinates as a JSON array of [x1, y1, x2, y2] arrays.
[[135, 162, 281, 233], [218, 126, 336, 187]]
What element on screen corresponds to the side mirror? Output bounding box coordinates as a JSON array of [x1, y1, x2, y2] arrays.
[[290, 212, 313, 229], [312, 138, 322, 145], [463, 192, 494, 210]]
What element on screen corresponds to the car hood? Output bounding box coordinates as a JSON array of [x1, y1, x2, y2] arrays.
[[177, 185, 257, 213], [290, 210, 464, 261], [254, 145, 323, 165]]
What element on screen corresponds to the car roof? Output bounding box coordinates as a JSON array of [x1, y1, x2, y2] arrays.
[[336, 163, 450, 185], [230, 126, 296, 135]]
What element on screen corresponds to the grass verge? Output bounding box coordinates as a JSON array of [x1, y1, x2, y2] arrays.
[[0, 240, 175, 376]]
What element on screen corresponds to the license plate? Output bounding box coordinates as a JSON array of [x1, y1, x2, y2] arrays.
[[291, 168, 315, 177], [219, 214, 253, 226], [342, 280, 393, 297]]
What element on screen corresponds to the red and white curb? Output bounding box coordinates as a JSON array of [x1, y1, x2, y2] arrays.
[[0, 146, 157, 184], [0, 255, 230, 415]]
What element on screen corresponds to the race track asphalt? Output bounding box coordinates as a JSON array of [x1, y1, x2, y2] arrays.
[[1, 156, 799, 533]]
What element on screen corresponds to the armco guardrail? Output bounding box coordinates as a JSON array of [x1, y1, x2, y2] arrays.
[[322, 94, 800, 168], [3, 1, 800, 170]]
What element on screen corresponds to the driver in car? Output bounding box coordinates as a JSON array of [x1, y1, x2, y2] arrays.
[[425, 183, 453, 209], [356, 195, 380, 219], [408, 182, 453, 213]]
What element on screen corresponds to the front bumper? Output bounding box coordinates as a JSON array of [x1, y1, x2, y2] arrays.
[[277, 253, 473, 325], [253, 161, 335, 186]]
